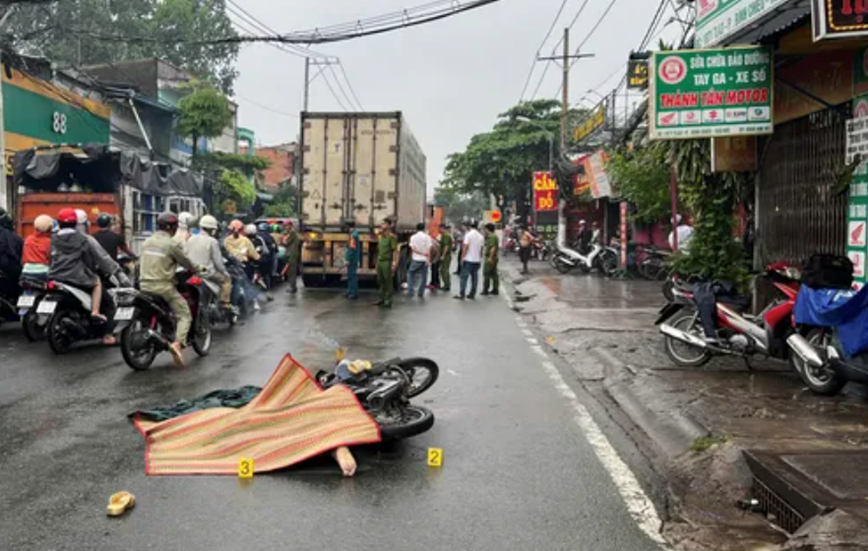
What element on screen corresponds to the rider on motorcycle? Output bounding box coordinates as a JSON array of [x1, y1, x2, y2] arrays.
[[254, 222, 278, 289], [224, 220, 260, 280], [93, 213, 137, 263], [49, 209, 125, 324], [187, 215, 233, 312], [21, 214, 53, 282], [174, 212, 196, 251], [139, 212, 199, 367], [0, 207, 23, 302]]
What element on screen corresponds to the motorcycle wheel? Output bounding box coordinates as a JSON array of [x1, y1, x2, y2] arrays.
[[121, 317, 158, 371], [599, 251, 619, 277], [378, 405, 435, 440], [396, 357, 440, 398], [790, 329, 847, 396], [47, 309, 77, 355], [553, 256, 573, 274], [22, 310, 44, 342], [192, 322, 212, 357], [663, 313, 712, 368]]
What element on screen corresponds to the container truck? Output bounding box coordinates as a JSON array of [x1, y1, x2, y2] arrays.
[[299, 112, 427, 287]]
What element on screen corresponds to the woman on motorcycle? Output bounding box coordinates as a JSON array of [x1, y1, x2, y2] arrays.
[[21, 215, 53, 282]]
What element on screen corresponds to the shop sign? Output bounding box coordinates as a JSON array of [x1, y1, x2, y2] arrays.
[[696, 0, 791, 48], [580, 150, 613, 198], [812, 0, 868, 41], [627, 57, 649, 90], [649, 46, 773, 140], [533, 171, 558, 212], [847, 115, 868, 164], [573, 102, 606, 143], [711, 137, 757, 172], [574, 170, 591, 196], [848, 96, 868, 288]]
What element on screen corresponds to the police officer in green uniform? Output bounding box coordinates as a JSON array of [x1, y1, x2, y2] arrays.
[[438, 224, 453, 291], [375, 220, 398, 308], [481, 222, 500, 296], [283, 221, 302, 293], [345, 219, 360, 300], [139, 212, 198, 366]]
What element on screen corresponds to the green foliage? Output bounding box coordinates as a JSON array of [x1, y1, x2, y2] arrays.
[[433, 186, 489, 223], [193, 152, 270, 175], [607, 146, 671, 224], [177, 82, 233, 155], [216, 169, 256, 211], [8, 0, 240, 92], [263, 185, 298, 218], [666, 139, 749, 287], [443, 100, 566, 204]]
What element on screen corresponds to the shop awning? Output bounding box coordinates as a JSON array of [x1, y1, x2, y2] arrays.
[[716, 1, 810, 47]]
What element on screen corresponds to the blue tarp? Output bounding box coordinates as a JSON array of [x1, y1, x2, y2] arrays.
[[794, 285, 868, 358]]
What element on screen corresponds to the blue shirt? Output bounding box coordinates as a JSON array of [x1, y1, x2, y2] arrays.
[[345, 230, 361, 264]]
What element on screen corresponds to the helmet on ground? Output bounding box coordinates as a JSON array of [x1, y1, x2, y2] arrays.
[[157, 212, 180, 232], [178, 212, 195, 229], [34, 215, 53, 233], [57, 208, 78, 228], [258, 222, 269, 232], [229, 219, 244, 232], [0, 207, 11, 230], [245, 224, 257, 236], [96, 213, 112, 229], [199, 215, 219, 231], [75, 209, 89, 226]]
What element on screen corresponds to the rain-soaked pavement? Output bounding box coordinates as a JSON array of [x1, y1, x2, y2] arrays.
[[0, 283, 663, 551]]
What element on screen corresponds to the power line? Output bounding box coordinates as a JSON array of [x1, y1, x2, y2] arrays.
[[518, 0, 570, 101], [569, 0, 621, 70], [637, 0, 668, 52], [320, 69, 348, 111], [337, 61, 365, 111], [326, 63, 361, 111], [233, 94, 298, 118]]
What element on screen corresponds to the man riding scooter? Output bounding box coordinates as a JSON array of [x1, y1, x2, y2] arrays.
[[0, 207, 23, 308], [187, 215, 236, 316], [139, 212, 199, 367]]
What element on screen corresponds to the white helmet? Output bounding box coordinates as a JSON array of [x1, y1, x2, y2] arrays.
[[245, 224, 257, 236], [178, 211, 195, 229], [34, 214, 53, 233], [199, 215, 219, 231], [75, 209, 88, 225]]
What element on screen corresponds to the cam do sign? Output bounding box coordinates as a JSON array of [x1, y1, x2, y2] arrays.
[[649, 46, 773, 140], [533, 171, 558, 212]]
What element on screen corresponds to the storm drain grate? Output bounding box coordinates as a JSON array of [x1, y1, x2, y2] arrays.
[[753, 476, 806, 534]]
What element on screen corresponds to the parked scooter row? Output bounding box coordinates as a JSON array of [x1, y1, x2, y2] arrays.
[[656, 255, 868, 397], [549, 242, 619, 277]]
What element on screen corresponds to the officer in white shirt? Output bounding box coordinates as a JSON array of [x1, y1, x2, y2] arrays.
[[408, 222, 432, 297], [455, 220, 484, 300]]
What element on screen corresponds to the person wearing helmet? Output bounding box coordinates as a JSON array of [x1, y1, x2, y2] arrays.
[[72, 209, 129, 288], [49, 208, 114, 324], [254, 222, 278, 289], [0, 207, 24, 302], [174, 212, 195, 250], [93, 213, 137, 263], [187, 215, 232, 310], [224, 220, 260, 279], [21, 215, 53, 282], [139, 212, 198, 366]]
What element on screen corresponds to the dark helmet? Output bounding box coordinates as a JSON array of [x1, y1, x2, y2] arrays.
[[157, 212, 180, 231], [96, 213, 112, 229], [0, 207, 11, 230]]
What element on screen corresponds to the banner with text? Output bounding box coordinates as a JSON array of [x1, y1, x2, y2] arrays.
[[649, 46, 773, 140], [696, 0, 791, 48], [533, 171, 558, 212]]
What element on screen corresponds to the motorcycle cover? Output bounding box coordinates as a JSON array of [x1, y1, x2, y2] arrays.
[[794, 285, 868, 358]]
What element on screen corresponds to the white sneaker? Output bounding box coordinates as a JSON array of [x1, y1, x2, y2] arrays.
[[253, 300, 261, 312]]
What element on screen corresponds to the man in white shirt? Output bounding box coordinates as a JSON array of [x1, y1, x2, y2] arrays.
[[669, 214, 694, 252], [407, 222, 432, 297], [455, 220, 484, 300]]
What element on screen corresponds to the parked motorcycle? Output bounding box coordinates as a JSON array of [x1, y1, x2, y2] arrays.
[[115, 271, 212, 370], [549, 243, 607, 275], [657, 264, 801, 368], [635, 245, 671, 281], [317, 357, 439, 439], [40, 279, 122, 354], [16, 276, 49, 341]]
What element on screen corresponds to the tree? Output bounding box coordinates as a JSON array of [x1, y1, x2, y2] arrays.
[[443, 99, 586, 221], [433, 185, 489, 224], [176, 82, 233, 156], [263, 185, 299, 218], [607, 145, 671, 224], [7, 0, 240, 92]]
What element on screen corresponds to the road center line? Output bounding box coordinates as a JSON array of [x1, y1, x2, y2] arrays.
[[539, 360, 667, 546]]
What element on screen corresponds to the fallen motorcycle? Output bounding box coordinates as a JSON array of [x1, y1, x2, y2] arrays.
[[657, 264, 801, 368], [316, 357, 438, 439]]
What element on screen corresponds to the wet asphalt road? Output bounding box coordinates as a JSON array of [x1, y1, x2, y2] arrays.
[[0, 281, 662, 551]]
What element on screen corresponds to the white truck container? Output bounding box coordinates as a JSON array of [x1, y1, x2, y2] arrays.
[[299, 112, 427, 285]]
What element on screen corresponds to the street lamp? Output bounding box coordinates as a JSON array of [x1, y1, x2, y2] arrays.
[[515, 116, 555, 172]]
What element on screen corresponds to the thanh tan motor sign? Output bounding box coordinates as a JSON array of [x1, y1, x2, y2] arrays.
[[649, 46, 774, 140]]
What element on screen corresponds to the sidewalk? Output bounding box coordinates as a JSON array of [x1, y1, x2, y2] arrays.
[[500, 257, 868, 551]]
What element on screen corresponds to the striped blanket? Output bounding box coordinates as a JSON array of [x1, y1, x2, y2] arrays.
[[133, 355, 381, 475]]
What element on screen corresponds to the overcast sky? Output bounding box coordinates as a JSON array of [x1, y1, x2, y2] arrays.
[[232, 0, 683, 193]]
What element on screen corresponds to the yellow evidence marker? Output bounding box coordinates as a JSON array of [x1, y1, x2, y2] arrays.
[[427, 448, 443, 467], [238, 457, 255, 478]]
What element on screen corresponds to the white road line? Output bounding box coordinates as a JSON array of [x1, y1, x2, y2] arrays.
[[530, 345, 548, 358], [521, 329, 533, 336], [538, 360, 667, 546], [447, 369, 461, 377], [526, 338, 538, 345]]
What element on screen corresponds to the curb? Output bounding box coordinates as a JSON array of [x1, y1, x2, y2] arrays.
[[592, 347, 710, 460]]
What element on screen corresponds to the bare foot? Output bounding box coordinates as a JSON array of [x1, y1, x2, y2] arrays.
[[169, 342, 186, 367], [102, 335, 117, 346], [332, 447, 357, 477]]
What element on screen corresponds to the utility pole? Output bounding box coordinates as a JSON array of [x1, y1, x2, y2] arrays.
[[561, 28, 569, 153], [303, 57, 310, 112]]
